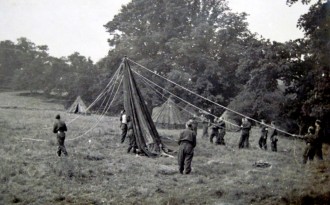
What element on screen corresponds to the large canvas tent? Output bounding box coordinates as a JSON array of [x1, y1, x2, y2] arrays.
[[152, 98, 186, 129], [67, 96, 88, 114], [122, 58, 163, 156]]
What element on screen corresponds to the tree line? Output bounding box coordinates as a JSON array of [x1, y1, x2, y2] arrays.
[[0, 0, 328, 135]]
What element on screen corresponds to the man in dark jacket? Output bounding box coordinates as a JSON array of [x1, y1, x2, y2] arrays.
[[126, 116, 137, 154], [216, 117, 226, 145], [178, 121, 197, 174], [302, 126, 316, 164], [269, 121, 278, 152], [258, 120, 268, 150], [53, 114, 68, 157], [210, 117, 220, 144], [239, 118, 251, 148]]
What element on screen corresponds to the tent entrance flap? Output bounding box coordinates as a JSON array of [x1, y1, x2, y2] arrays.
[[122, 58, 161, 156]]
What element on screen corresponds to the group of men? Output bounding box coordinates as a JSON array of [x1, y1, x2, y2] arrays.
[[257, 120, 278, 152], [51, 112, 324, 175]]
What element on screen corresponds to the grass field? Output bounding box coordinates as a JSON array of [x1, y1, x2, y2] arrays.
[[0, 91, 329, 205]]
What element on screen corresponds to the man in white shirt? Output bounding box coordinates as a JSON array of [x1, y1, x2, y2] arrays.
[[120, 110, 128, 143]]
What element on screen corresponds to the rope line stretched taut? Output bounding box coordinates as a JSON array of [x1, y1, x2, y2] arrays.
[[67, 70, 123, 137], [94, 68, 123, 115], [138, 72, 239, 129], [129, 58, 294, 136], [64, 70, 120, 134], [66, 64, 123, 125], [67, 75, 123, 141], [132, 68, 240, 128]]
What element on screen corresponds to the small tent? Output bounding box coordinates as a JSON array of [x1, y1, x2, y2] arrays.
[[68, 96, 88, 114], [152, 98, 186, 129]]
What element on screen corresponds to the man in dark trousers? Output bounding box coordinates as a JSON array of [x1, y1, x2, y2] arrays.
[[120, 109, 128, 143], [53, 114, 68, 157], [126, 116, 137, 154], [217, 117, 226, 145], [258, 120, 268, 150], [178, 120, 197, 174], [239, 117, 251, 148], [302, 126, 316, 164], [210, 117, 220, 144], [269, 121, 278, 152]]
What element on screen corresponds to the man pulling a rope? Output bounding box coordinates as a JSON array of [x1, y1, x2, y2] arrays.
[[178, 120, 197, 174]]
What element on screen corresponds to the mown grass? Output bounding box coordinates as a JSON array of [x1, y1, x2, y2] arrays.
[[0, 91, 329, 205]]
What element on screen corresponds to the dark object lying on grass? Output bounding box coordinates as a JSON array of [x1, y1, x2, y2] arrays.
[[253, 161, 271, 168]]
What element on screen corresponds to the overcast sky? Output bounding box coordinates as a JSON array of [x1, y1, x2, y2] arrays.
[[0, 0, 313, 62]]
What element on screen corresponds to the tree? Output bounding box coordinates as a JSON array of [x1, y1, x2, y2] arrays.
[[0, 40, 22, 87], [281, 0, 329, 134], [104, 0, 253, 114]]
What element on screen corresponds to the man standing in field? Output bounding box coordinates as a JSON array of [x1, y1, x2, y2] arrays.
[[217, 117, 226, 145], [126, 116, 137, 154], [120, 109, 128, 143], [258, 119, 268, 150], [269, 121, 278, 152], [238, 117, 251, 148], [53, 114, 68, 157], [302, 126, 316, 164], [178, 121, 197, 174]]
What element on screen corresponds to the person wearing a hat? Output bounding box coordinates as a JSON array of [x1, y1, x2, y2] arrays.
[[177, 120, 197, 174], [53, 114, 68, 157]]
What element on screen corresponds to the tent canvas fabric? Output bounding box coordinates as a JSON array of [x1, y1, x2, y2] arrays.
[[67, 96, 88, 114], [122, 59, 162, 156], [152, 98, 186, 129]]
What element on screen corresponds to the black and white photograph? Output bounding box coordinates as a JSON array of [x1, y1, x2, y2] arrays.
[[0, 0, 329, 204]]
